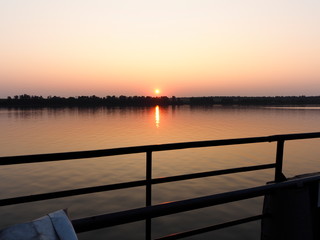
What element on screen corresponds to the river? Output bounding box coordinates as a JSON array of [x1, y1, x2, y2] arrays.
[[1, 105, 320, 239]]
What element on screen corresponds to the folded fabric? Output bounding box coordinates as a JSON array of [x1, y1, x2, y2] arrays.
[[0, 210, 78, 240]]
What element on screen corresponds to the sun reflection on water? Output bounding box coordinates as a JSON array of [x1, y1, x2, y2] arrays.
[[155, 105, 160, 128]]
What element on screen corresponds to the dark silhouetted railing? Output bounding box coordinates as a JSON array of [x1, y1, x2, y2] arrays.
[[1, 132, 320, 239]]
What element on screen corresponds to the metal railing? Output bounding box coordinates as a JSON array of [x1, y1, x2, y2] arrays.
[[1, 132, 320, 239]]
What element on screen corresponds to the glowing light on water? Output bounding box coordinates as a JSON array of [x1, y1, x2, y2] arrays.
[[155, 105, 160, 128]]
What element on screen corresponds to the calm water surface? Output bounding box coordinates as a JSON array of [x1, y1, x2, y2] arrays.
[[1, 105, 320, 239]]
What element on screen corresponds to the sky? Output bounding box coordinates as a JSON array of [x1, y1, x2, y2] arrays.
[[1, 0, 319, 97]]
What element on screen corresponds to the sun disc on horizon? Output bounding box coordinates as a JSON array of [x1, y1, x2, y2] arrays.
[[155, 89, 160, 95]]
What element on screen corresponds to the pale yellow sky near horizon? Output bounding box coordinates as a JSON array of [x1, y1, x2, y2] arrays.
[[1, 0, 319, 97]]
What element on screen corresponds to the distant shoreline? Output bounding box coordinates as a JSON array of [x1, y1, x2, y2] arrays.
[[1, 95, 320, 107]]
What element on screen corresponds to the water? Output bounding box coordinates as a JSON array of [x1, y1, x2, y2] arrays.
[[1, 105, 320, 239]]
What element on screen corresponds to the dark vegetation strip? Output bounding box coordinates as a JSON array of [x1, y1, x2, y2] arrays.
[[1, 94, 320, 107]]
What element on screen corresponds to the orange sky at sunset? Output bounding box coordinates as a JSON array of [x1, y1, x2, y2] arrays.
[[1, 1, 319, 97]]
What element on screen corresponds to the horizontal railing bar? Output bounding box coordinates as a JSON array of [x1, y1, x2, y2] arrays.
[[0, 163, 274, 206], [72, 174, 320, 233], [155, 214, 263, 240], [0, 180, 146, 206], [1, 132, 319, 165], [152, 163, 275, 184]]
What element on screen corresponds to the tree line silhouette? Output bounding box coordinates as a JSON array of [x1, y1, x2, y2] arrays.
[[1, 94, 320, 107], [1, 94, 180, 107]]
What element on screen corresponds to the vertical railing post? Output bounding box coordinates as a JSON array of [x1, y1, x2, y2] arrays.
[[146, 151, 152, 240], [275, 140, 286, 182]]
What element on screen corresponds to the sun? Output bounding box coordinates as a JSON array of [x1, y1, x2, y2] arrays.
[[154, 89, 160, 95]]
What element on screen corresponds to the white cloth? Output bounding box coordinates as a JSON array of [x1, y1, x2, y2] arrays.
[[0, 210, 78, 240]]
